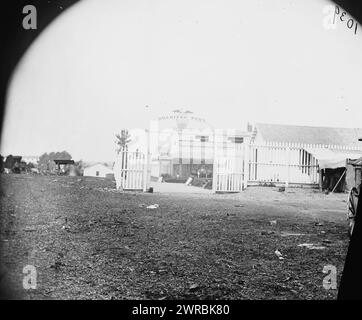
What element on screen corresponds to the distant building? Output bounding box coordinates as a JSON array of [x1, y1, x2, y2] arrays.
[[53, 159, 76, 175], [83, 163, 114, 178], [248, 123, 362, 189], [147, 110, 250, 179]]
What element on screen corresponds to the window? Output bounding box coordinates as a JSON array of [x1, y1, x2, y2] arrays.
[[195, 135, 209, 142], [228, 136, 244, 144]]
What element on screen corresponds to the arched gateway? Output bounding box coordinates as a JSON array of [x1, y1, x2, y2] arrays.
[[114, 110, 251, 193]]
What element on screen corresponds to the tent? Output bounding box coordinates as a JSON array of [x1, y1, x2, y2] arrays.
[[303, 148, 362, 169], [304, 148, 362, 192]]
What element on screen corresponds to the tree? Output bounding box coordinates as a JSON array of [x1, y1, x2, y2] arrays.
[[74, 160, 84, 175], [4, 155, 15, 170], [0, 155, 4, 173], [115, 129, 131, 154], [53, 151, 72, 160], [38, 153, 49, 172]]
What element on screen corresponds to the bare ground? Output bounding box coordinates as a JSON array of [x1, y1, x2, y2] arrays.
[[0, 175, 349, 299]]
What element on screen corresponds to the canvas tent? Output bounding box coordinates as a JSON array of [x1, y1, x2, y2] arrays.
[[303, 148, 362, 169], [304, 147, 362, 192]]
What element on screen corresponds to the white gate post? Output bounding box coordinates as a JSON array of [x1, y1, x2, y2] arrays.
[[212, 130, 217, 193], [121, 149, 127, 190], [286, 146, 291, 187], [243, 138, 250, 190], [143, 129, 150, 192]]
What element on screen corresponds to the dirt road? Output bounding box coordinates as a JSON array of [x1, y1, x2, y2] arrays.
[[0, 175, 349, 299]]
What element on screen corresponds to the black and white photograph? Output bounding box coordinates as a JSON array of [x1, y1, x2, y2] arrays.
[[1, 0, 362, 307]]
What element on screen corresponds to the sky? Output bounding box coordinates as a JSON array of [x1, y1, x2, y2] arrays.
[[1, 0, 362, 161]]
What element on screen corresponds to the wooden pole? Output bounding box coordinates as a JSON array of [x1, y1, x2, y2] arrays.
[[331, 169, 347, 193], [212, 131, 217, 193]]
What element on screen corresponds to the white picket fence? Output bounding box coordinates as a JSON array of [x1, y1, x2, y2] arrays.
[[248, 143, 319, 185], [212, 143, 246, 192], [213, 141, 362, 192], [114, 151, 149, 191], [213, 157, 244, 192]]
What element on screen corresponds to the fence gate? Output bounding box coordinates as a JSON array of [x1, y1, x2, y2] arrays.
[[213, 143, 245, 193], [115, 150, 150, 191]]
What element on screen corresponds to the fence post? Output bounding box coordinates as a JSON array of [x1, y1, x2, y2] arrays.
[[143, 129, 150, 192], [121, 147, 127, 190], [286, 146, 291, 187], [243, 137, 250, 190], [212, 131, 217, 193]]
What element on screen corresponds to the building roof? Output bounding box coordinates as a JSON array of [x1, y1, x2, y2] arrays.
[[54, 159, 74, 165], [254, 123, 362, 147]]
